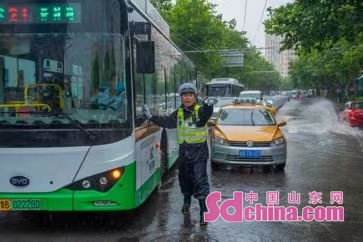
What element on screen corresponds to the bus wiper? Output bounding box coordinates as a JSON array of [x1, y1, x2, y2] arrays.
[[0, 111, 96, 143], [41, 112, 96, 144], [250, 110, 255, 126], [0, 111, 33, 115], [31, 111, 97, 144]]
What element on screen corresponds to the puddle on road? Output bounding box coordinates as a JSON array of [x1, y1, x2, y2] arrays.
[[157, 175, 178, 193], [124, 227, 263, 242]]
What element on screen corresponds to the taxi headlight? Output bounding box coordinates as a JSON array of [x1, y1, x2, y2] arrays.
[[214, 137, 229, 145], [271, 137, 285, 146]]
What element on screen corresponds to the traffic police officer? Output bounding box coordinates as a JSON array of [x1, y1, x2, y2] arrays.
[[142, 83, 216, 225]]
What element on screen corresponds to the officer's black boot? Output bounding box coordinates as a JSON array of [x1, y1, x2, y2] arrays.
[[199, 199, 208, 225], [181, 196, 191, 214]]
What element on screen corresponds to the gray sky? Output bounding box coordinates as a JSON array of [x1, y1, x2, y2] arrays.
[[208, 0, 292, 48]]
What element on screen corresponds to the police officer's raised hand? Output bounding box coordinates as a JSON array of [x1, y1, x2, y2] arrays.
[[142, 105, 152, 119], [203, 97, 218, 106]]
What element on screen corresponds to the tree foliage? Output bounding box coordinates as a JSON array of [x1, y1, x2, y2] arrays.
[[264, 0, 363, 52], [264, 0, 363, 96], [151, 0, 281, 91], [149, 0, 173, 16]]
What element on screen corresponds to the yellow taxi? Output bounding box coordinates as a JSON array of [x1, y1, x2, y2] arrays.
[[210, 98, 287, 170]]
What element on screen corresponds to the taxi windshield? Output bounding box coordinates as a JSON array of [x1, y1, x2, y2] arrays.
[[217, 108, 276, 126]]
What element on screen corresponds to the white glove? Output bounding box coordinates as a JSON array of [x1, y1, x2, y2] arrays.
[[203, 97, 218, 106], [142, 105, 152, 119]]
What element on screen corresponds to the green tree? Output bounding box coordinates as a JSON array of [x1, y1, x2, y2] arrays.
[[159, 0, 281, 91], [264, 0, 363, 52], [264, 0, 363, 96], [149, 0, 173, 18]]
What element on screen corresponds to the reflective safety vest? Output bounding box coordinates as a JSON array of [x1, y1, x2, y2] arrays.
[[177, 105, 208, 144]]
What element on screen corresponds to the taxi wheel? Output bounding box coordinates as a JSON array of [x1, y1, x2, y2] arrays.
[[275, 164, 285, 170]]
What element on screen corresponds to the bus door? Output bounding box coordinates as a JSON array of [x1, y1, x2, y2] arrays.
[[131, 30, 161, 202]]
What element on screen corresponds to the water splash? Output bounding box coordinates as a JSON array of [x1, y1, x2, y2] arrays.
[[298, 99, 363, 153], [299, 99, 362, 136], [298, 99, 340, 133]]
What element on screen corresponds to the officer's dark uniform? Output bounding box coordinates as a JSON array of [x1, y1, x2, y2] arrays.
[[149, 102, 213, 224]]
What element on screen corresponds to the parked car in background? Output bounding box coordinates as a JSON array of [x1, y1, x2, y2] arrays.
[[338, 101, 363, 127], [239, 90, 263, 103], [239, 90, 279, 115], [291, 90, 304, 100]]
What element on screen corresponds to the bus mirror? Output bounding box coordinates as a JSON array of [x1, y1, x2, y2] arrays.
[[136, 41, 155, 74]]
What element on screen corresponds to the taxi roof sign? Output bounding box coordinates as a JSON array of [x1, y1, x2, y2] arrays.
[[232, 97, 257, 104]]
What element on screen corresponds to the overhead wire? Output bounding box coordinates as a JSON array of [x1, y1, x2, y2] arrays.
[[253, 0, 268, 44], [242, 0, 248, 31], [172, 32, 204, 51]]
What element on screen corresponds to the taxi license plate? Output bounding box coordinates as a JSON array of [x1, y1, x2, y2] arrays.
[[0, 199, 40, 211], [240, 150, 261, 158]]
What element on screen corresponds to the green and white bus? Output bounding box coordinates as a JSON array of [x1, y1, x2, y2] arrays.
[[0, 0, 197, 212]]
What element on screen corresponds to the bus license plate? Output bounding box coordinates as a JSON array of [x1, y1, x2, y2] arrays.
[[240, 150, 261, 158], [0, 199, 11, 211], [0, 199, 40, 211]]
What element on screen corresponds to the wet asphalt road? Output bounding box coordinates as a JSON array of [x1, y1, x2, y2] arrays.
[[0, 98, 363, 242]]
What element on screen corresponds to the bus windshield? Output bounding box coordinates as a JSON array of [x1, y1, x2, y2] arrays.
[[0, 32, 127, 128], [0, 0, 130, 131], [206, 84, 231, 97]]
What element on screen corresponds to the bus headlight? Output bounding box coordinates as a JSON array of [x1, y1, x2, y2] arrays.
[[66, 167, 125, 192], [82, 180, 91, 189], [99, 177, 108, 185]]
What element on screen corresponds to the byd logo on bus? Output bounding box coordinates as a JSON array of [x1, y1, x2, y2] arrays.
[[9, 176, 30, 188]]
